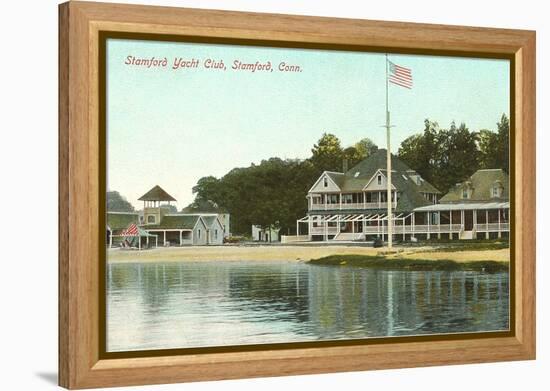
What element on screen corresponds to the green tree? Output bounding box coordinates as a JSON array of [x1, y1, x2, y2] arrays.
[[478, 129, 500, 169], [354, 138, 378, 159], [310, 133, 344, 172], [398, 119, 439, 185], [437, 121, 480, 192], [107, 191, 135, 212], [496, 113, 510, 172], [399, 119, 480, 194]]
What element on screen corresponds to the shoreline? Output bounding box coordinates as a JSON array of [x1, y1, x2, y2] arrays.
[[106, 244, 510, 264]]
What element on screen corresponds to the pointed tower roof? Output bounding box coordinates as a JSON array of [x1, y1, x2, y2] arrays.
[[138, 185, 176, 202]]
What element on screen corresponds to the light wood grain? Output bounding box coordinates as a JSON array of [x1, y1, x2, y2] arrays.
[[59, 1, 536, 389]]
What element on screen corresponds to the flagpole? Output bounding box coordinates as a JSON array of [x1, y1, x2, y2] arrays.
[[385, 54, 393, 249]]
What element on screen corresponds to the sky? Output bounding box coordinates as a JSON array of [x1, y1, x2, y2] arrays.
[[106, 38, 510, 210]]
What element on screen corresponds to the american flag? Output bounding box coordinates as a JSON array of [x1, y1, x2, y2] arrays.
[[121, 223, 139, 237], [388, 60, 413, 89]]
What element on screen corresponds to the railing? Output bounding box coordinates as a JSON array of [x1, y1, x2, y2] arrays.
[[309, 201, 396, 211], [475, 223, 510, 232], [309, 226, 339, 235], [362, 224, 463, 234]]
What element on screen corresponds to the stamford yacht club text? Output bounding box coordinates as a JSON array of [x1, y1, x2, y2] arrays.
[[124, 55, 303, 73]]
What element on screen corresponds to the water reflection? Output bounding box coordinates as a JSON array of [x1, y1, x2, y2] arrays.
[[107, 261, 509, 352]]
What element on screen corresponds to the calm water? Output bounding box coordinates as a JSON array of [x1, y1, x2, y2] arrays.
[[106, 261, 509, 352]]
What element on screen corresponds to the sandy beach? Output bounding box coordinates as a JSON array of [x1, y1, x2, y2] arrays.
[[107, 244, 509, 263]]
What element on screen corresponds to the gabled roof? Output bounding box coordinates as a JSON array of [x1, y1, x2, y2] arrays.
[[440, 169, 509, 203], [346, 148, 411, 179], [307, 149, 441, 211], [200, 215, 222, 229], [143, 214, 202, 230], [344, 149, 440, 195], [107, 212, 139, 231], [325, 172, 345, 188], [138, 185, 176, 202]]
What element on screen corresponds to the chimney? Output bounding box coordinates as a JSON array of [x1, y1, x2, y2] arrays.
[[343, 158, 348, 173]]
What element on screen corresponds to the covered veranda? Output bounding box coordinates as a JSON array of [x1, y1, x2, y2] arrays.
[[295, 201, 509, 242], [413, 202, 509, 240]]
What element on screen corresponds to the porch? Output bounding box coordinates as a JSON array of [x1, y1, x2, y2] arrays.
[[296, 201, 509, 242]]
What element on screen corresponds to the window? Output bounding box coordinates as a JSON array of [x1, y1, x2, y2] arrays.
[[492, 186, 501, 198], [323, 177, 328, 187], [462, 189, 469, 199], [198, 229, 201, 239], [147, 215, 155, 224], [214, 229, 218, 239], [377, 174, 382, 185]]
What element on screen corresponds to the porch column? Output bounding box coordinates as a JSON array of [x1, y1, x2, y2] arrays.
[[377, 216, 380, 238], [352, 219, 355, 234], [146, 236, 149, 247], [296, 220, 299, 236], [498, 208, 502, 238], [109, 233, 113, 248], [403, 217, 406, 241], [449, 210, 453, 240], [485, 210, 489, 239], [461, 210, 465, 230], [363, 192, 366, 209], [473, 210, 477, 235], [163, 231, 167, 246], [412, 212, 415, 239], [378, 192, 381, 208], [427, 212, 430, 239], [437, 211, 441, 239], [180, 229, 183, 245]]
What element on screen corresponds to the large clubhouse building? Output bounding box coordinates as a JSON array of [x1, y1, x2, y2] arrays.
[[296, 149, 509, 241], [107, 185, 229, 248]]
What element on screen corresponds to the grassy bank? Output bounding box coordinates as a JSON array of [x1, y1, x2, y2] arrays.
[[308, 254, 509, 272], [401, 239, 509, 252]]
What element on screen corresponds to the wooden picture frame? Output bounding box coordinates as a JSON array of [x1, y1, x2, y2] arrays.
[[59, 1, 536, 389]]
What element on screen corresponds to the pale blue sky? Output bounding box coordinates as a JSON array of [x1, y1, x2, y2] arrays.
[[107, 38, 510, 209]]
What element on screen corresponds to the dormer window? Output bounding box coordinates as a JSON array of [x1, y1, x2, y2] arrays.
[[492, 184, 502, 198], [147, 215, 156, 224], [377, 174, 382, 185], [462, 188, 470, 199], [323, 177, 328, 187]]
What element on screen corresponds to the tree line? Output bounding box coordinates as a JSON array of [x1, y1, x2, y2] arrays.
[[398, 114, 509, 193], [183, 136, 379, 235], [108, 114, 509, 236]]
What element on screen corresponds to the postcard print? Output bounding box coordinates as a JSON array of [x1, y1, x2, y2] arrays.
[[105, 37, 510, 352]]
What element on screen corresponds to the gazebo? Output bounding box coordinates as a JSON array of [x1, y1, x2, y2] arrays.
[[138, 185, 176, 208], [139, 185, 177, 227]]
